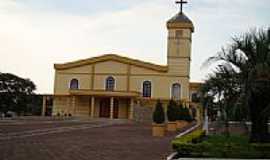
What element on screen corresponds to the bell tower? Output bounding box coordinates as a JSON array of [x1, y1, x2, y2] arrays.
[[167, 0, 194, 76]]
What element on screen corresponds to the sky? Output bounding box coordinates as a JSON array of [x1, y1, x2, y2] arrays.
[[0, 0, 269, 94]]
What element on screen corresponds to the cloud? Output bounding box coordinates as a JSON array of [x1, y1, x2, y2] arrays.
[[0, 0, 269, 93]]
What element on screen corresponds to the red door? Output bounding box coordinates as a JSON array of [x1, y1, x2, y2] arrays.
[[113, 99, 119, 119], [99, 99, 110, 118]]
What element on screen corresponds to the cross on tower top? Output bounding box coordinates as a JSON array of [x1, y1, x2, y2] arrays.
[[175, 0, 188, 14]]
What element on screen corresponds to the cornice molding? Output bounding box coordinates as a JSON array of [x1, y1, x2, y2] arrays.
[[54, 54, 168, 72]]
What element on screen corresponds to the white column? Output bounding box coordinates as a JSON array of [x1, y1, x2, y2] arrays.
[[203, 107, 209, 135], [110, 97, 114, 119], [129, 98, 134, 120], [72, 96, 76, 116], [42, 96, 46, 116], [91, 96, 95, 118]]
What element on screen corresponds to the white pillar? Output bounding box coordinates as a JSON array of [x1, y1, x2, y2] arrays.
[[91, 96, 95, 118], [42, 96, 46, 116], [203, 107, 209, 135], [110, 97, 114, 119], [72, 96, 76, 116], [129, 98, 134, 120]]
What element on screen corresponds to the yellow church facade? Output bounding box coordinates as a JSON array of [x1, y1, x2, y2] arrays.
[[49, 9, 201, 120]]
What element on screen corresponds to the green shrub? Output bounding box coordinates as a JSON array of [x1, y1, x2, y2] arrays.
[[153, 100, 165, 124], [172, 130, 206, 147], [176, 103, 193, 122], [176, 103, 185, 121], [167, 99, 177, 122], [172, 134, 270, 158], [252, 143, 270, 158], [183, 106, 193, 122]]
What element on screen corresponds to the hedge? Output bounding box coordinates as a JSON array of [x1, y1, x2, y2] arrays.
[[172, 132, 270, 158], [173, 142, 270, 158], [153, 100, 165, 124], [172, 129, 205, 147]]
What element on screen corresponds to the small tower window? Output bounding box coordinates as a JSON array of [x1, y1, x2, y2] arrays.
[[106, 76, 115, 91], [142, 81, 151, 98], [70, 79, 79, 89], [171, 83, 181, 100], [175, 30, 183, 38]]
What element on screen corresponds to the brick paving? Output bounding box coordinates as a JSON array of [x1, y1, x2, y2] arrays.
[[0, 118, 177, 160]]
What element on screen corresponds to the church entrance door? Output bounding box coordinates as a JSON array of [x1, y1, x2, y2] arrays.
[[99, 98, 110, 118], [113, 99, 119, 119]]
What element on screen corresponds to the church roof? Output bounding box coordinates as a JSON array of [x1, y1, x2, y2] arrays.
[[167, 12, 193, 24], [54, 54, 168, 72], [167, 12, 194, 32]]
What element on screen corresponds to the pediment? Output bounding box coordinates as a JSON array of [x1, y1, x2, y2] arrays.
[[54, 54, 168, 72]]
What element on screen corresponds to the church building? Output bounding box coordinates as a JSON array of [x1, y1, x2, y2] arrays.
[[45, 2, 201, 120]]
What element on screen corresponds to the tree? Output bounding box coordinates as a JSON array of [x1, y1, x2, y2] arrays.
[[176, 102, 185, 121], [183, 104, 193, 122], [203, 28, 270, 142], [153, 100, 165, 124], [167, 99, 177, 122], [0, 73, 36, 115], [200, 66, 241, 136]]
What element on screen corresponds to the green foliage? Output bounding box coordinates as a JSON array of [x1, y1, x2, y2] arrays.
[[167, 99, 177, 122], [172, 130, 206, 147], [173, 134, 270, 158], [176, 103, 184, 120], [201, 28, 270, 142], [176, 103, 193, 122], [0, 73, 36, 115], [153, 100, 165, 124], [183, 106, 193, 122], [26, 95, 43, 115]]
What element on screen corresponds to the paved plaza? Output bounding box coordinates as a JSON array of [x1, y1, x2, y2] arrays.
[[0, 117, 177, 160]]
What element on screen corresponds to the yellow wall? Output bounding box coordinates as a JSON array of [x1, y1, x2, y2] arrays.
[[57, 65, 93, 73], [54, 62, 191, 100], [130, 66, 161, 75], [94, 75, 127, 91], [117, 98, 129, 119], [54, 72, 92, 94], [167, 28, 191, 79], [95, 61, 127, 74], [53, 96, 71, 115], [75, 96, 90, 116]]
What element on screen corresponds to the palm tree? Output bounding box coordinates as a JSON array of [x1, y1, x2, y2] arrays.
[[202, 28, 270, 142], [200, 65, 241, 136]]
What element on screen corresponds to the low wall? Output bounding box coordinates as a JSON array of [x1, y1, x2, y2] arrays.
[[133, 105, 153, 123]]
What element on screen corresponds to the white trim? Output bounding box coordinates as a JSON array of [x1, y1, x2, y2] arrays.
[[141, 80, 153, 98], [166, 152, 177, 160], [69, 78, 80, 89], [170, 82, 181, 100], [104, 75, 116, 91]]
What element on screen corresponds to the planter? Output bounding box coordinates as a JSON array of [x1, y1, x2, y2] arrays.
[[167, 121, 177, 132], [152, 123, 165, 137], [176, 120, 188, 129]]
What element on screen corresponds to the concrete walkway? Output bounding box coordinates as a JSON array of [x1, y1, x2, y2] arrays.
[[0, 118, 178, 160]]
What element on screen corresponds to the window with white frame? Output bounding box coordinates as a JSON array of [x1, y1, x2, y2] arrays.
[[142, 81, 151, 97], [70, 79, 79, 89], [106, 76, 115, 91], [171, 83, 181, 100]]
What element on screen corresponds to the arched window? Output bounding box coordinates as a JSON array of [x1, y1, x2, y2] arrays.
[[70, 79, 79, 89], [106, 76, 115, 91], [171, 83, 181, 100], [143, 81, 151, 97]]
